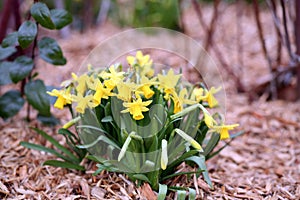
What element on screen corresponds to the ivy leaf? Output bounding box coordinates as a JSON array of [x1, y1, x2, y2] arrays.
[[50, 9, 72, 29], [30, 2, 55, 29], [25, 79, 51, 116], [37, 113, 59, 126], [18, 21, 37, 49], [0, 61, 13, 85], [9, 56, 34, 83], [2, 32, 18, 47], [38, 37, 66, 65], [0, 90, 25, 119], [0, 46, 16, 60]]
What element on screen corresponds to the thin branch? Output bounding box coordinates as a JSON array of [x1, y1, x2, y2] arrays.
[[0, 0, 12, 43], [267, 0, 282, 65], [295, 0, 300, 99], [253, 0, 277, 99], [192, 0, 246, 92], [204, 0, 220, 50], [236, 1, 244, 75], [280, 0, 294, 61]]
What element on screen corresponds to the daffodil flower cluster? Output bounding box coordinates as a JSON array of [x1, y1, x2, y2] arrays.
[[47, 51, 241, 193], [48, 51, 238, 140]]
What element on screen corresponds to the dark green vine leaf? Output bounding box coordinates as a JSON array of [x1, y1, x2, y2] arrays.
[[37, 113, 59, 125], [0, 61, 13, 85], [1, 32, 18, 47], [0, 90, 25, 119], [18, 21, 37, 49], [0, 46, 16, 60], [30, 2, 55, 29], [9, 56, 34, 83], [50, 9, 72, 29], [24, 79, 51, 116], [38, 37, 66, 65]]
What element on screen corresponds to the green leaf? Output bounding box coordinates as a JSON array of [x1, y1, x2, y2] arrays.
[[31, 127, 80, 163], [0, 46, 16, 60], [2, 32, 18, 47], [9, 56, 33, 83], [30, 2, 55, 29], [185, 155, 213, 188], [18, 21, 37, 49], [177, 190, 186, 200], [20, 141, 72, 162], [37, 113, 59, 125], [188, 188, 196, 200], [161, 170, 203, 181], [203, 133, 220, 156], [50, 9, 72, 29], [43, 160, 85, 171], [101, 115, 113, 122], [157, 184, 168, 200], [24, 79, 51, 116], [38, 37, 66, 65], [132, 174, 150, 182], [0, 61, 13, 85], [0, 90, 24, 119]]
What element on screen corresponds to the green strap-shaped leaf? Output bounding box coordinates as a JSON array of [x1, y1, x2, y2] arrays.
[[50, 9, 72, 29], [188, 188, 196, 200], [0, 46, 16, 60], [43, 160, 85, 171], [185, 155, 213, 188], [1, 32, 18, 47], [203, 132, 220, 156], [24, 79, 51, 116], [177, 190, 186, 200], [0, 90, 24, 119], [132, 174, 150, 182], [20, 141, 73, 162], [9, 56, 33, 83], [31, 127, 80, 163], [30, 2, 55, 29], [18, 21, 37, 49], [38, 37, 66, 65], [157, 184, 168, 200], [0, 61, 13, 85]]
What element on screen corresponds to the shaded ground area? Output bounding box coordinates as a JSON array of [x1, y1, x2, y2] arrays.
[[1, 3, 300, 200]]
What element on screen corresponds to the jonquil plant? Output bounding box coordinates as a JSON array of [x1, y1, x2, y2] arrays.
[[0, 2, 72, 124], [27, 51, 241, 199]]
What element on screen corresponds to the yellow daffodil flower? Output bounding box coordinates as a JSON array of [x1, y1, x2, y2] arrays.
[[205, 87, 221, 108], [47, 89, 72, 109], [192, 87, 221, 108], [127, 51, 154, 77], [101, 65, 125, 90], [192, 87, 205, 102], [72, 93, 96, 114], [137, 76, 158, 99], [121, 98, 152, 120], [87, 78, 112, 105], [211, 124, 239, 140], [71, 73, 91, 95], [158, 69, 181, 98], [116, 82, 137, 102], [204, 112, 216, 128], [172, 88, 196, 113]]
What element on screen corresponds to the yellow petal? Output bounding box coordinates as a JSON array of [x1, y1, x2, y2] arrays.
[[54, 96, 65, 109]]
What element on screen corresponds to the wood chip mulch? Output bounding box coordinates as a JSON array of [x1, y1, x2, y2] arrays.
[[1, 93, 299, 200]]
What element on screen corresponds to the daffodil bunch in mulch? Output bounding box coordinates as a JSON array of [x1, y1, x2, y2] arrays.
[[47, 51, 240, 198]]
